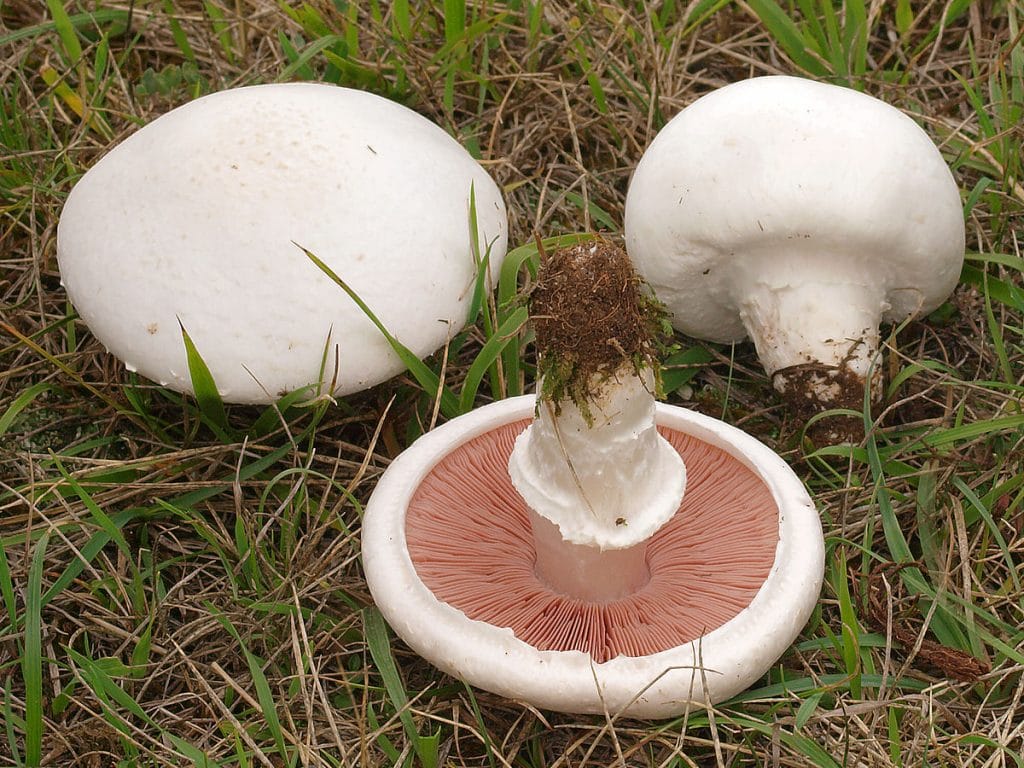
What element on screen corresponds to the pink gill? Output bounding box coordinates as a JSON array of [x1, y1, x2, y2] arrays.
[[405, 420, 779, 662]]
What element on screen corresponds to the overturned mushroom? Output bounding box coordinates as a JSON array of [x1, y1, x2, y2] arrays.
[[362, 241, 824, 716], [624, 76, 965, 421]]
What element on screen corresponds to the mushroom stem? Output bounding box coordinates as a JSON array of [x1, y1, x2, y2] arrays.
[[530, 510, 651, 600], [506, 241, 686, 600], [509, 365, 685, 552], [737, 274, 889, 409]]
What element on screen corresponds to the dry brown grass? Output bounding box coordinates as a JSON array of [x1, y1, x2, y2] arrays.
[[2, 1, 1023, 766]]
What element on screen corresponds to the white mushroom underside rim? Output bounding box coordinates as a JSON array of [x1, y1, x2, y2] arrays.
[[361, 397, 825, 717]]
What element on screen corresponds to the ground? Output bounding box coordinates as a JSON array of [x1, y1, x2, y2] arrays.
[[1, 1, 1023, 767]]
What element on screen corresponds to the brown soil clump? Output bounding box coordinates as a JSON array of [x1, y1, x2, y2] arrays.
[[530, 240, 665, 413], [773, 363, 878, 444]]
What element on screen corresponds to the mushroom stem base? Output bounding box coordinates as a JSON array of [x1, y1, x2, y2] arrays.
[[530, 510, 650, 601], [737, 276, 888, 407]]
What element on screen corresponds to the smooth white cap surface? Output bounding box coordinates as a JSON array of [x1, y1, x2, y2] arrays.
[[57, 83, 507, 403], [624, 76, 964, 364], [363, 396, 824, 717]]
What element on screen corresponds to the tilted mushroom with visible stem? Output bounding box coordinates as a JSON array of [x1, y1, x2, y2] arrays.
[[624, 76, 965, 428], [362, 240, 824, 716]]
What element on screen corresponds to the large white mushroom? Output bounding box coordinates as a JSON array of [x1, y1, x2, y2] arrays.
[[624, 76, 965, 419], [57, 83, 507, 403], [363, 242, 824, 716]]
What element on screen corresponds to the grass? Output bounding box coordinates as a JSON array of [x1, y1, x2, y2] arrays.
[[1, 0, 1022, 766]]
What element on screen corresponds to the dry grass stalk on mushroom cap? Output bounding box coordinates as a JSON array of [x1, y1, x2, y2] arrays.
[[2, 0, 1023, 766]]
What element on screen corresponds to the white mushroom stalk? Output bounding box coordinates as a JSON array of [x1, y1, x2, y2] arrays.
[[735, 256, 888, 400], [510, 365, 685, 598], [625, 75, 965, 421], [507, 242, 685, 600]]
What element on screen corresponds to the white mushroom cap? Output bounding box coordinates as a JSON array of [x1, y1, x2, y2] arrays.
[[57, 83, 507, 403], [362, 395, 824, 717], [624, 76, 964, 403]]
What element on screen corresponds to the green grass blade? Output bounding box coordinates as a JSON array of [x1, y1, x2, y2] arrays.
[[164, 734, 214, 768], [571, 40, 609, 114], [364, 607, 440, 768], [833, 549, 862, 698], [67, 647, 151, 724], [464, 184, 492, 330], [0, 382, 53, 438], [0, 541, 15, 628], [36, 509, 151, 611], [0, 9, 128, 47], [52, 458, 132, 557], [129, 622, 154, 680], [895, 0, 913, 35], [248, 386, 320, 439], [9, 442, 293, 613], [365, 702, 402, 763], [497, 234, 596, 311], [66, 649, 210, 765], [680, 0, 732, 36], [745, 0, 828, 76], [202, 1, 236, 64], [461, 683, 497, 768], [277, 30, 311, 79], [496, 233, 594, 396], [954, 477, 1020, 591], [276, 34, 347, 82], [45, 0, 83, 64], [865, 421, 965, 648], [3, 680, 22, 767], [121, 377, 173, 444], [23, 532, 49, 768], [661, 346, 714, 394], [210, 608, 288, 763], [444, 0, 466, 44], [793, 0, 828, 53], [179, 320, 232, 440], [960, 264, 1024, 311], [563, 192, 616, 230], [818, 0, 844, 75], [917, 415, 1024, 449], [981, 270, 1015, 386], [92, 33, 109, 90], [343, 1, 360, 55], [732, 672, 927, 701], [458, 305, 529, 413], [721, 712, 841, 767], [794, 690, 823, 729], [299, 244, 459, 418], [912, 0, 974, 60], [162, 0, 197, 62], [392, 0, 412, 38]]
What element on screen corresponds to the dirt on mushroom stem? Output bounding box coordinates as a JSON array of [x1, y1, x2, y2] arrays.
[[773, 362, 881, 443], [531, 239, 670, 421]]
